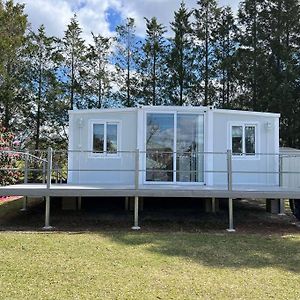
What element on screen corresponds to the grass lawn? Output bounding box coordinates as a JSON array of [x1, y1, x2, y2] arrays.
[[0, 231, 300, 300]]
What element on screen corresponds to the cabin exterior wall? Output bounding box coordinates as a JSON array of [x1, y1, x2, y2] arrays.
[[68, 107, 280, 187]]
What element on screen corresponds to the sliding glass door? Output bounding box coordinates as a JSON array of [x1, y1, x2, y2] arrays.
[[146, 113, 174, 182], [176, 114, 204, 182], [146, 112, 204, 183]]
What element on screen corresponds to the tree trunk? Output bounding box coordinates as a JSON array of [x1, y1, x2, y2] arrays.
[[204, 7, 209, 106]]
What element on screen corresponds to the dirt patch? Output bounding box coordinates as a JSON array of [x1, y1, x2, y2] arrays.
[[0, 197, 299, 235]]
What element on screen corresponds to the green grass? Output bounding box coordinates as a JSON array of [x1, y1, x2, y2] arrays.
[[0, 232, 300, 299]]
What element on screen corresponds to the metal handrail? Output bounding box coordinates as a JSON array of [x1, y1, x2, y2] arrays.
[[2, 148, 300, 191]]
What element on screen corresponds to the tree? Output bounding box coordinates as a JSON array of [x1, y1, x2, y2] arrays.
[[85, 33, 113, 108], [62, 14, 86, 109], [139, 17, 167, 105], [214, 6, 237, 108], [236, 0, 267, 111], [167, 1, 196, 106], [115, 18, 139, 107], [260, 0, 300, 147], [194, 0, 220, 106], [24, 25, 61, 150], [0, 0, 27, 129]]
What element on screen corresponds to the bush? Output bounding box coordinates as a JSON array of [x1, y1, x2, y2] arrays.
[[0, 125, 21, 186]]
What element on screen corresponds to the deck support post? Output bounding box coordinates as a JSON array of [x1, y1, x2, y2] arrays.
[[131, 196, 140, 230], [278, 199, 286, 215], [78, 197, 82, 210], [125, 197, 129, 211], [226, 198, 236, 232], [211, 197, 216, 213], [20, 197, 28, 212], [42, 196, 53, 230]]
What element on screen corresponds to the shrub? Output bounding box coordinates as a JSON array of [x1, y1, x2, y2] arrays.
[[0, 125, 21, 186]]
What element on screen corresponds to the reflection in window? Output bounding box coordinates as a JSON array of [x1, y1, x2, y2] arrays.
[[232, 126, 243, 155], [93, 124, 104, 153], [176, 114, 204, 182], [92, 122, 118, 154], [245, 126, 255, 154], [107, 124, 118, 153], [232, 125, 256, 156], [146, 114, 174, 182]]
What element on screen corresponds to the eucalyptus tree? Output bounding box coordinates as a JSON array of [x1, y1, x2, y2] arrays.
[[139, 17, 167, 106], [62, 14, 86, 110], [0, 0, 27, 129], [85, 33, 113, 108], [167, 1, 196, 106], [115, 17, 139, 107], [194, 0, 220, 106]]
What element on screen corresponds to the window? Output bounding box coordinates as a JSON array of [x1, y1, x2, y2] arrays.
[[231, 124, 256, 156], [92, 122, 119, 155]]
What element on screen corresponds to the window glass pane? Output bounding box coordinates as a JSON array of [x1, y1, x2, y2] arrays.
[[93, 124, 104, 153], [245, 126, 255, 154], [146, 113, 174, 182], [176, 114, 204, 182], [107, 124, 118, 153], [232, 126, 243, 154]]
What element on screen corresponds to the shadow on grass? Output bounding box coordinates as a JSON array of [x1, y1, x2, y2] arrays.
[[104, 231, 300, 273]]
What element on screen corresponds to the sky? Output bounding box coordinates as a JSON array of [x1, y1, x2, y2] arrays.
[[14, 0, 240, 42]]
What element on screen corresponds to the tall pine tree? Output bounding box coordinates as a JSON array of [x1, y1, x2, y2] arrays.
[[86, 33, 113, 108], [167, 1, 196, 106], [62, 15, 86, 109], [139, 17, 167, 106], [194, 0, 220, 106], [115, 18, 138, 107], [214, 6, 237, 108]]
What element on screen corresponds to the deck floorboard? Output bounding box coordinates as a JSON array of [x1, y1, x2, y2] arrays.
[[1, 183, 300, 199]]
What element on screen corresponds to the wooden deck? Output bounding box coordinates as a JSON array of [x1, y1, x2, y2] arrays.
[[1, 183, 300, 199]]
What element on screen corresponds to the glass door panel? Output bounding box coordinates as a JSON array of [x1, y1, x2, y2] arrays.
[[176, 114, 204, 182], [146, 113, 174, 182]]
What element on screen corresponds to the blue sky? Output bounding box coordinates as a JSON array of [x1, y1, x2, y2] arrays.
[[15, 0, 240, 41]]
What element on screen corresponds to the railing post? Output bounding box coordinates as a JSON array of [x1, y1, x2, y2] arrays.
[[24, 150, 29, 184], [135, 149, 139, 190], [227, 149, 232, 191], [278, 154, 285, 215], [279, 154, 283, 187], [42, 161, 46, 184], [47, 147, 52, 189], [21, 150, 29, 212], [226, 149, 235, 232]]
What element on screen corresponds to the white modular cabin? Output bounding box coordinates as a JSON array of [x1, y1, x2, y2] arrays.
[[68, 106, 280, 187]]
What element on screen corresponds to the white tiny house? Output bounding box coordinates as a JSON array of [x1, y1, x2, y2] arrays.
[[68, 106, 280, 187]]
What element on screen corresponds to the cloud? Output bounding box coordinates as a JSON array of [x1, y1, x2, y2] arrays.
[[15, 0, 239, 41]]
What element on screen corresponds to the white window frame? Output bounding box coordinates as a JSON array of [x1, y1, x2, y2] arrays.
[[229, 122, 259, 159], [89, 119, 121, 158]]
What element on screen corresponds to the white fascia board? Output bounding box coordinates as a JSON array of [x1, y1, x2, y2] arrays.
[[140, 105, 208, 113], [214, 108, 280, 118], [68, 107, 138, 115]]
